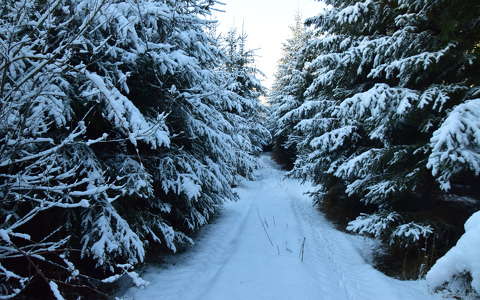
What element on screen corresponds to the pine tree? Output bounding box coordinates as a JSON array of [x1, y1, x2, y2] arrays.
[[0, 0, 269, 298], [288, 0, 480, 279], [269, 12, 310, 169], [221, 28, 271, 181]]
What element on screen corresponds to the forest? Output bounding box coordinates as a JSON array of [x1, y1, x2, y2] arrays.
[[1, 0, 479, 299]]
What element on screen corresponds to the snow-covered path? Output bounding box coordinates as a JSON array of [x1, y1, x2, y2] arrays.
[[123, 155, 442, 300]]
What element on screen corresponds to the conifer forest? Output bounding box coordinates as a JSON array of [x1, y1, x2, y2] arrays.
[[0, 0, 479, 299]]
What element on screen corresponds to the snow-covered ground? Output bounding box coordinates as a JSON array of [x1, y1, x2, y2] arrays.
[[122, 155, 443, 300]]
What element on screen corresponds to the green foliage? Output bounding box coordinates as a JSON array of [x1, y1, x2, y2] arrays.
[[272, 0, 480, 283], [0, 0, 269, 298], [269, 12, 311, 170]]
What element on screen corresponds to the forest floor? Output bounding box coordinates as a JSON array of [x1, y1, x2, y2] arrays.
[[121, 155, 443, 300]]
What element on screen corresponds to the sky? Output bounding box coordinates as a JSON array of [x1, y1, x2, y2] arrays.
[[213, 0, 326, 90]]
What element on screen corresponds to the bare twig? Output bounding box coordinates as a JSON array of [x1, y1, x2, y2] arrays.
[[299, 237, 306, 262], [256, 208, 274, 248]]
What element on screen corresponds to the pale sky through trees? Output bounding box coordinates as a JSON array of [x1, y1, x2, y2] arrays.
[[213, 0, 326, 90]]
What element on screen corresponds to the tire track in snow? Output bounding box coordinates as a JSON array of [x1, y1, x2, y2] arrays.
[[290, 194, 384, 300], [289, 187, 437, 300], [192, 198, 256, 300], [124, 187, 256, 300], [123, 155, 443, 300], [284, 182, 355, 300]]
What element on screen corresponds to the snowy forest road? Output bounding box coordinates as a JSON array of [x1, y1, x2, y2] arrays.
[[123, 155, 442, 300]]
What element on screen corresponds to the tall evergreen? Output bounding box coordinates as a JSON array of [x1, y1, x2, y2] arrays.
[[287, 0, 480, 279], [269, 13, 310, 169], [221, 28, 271, 181], [0, 0, 269, 298]]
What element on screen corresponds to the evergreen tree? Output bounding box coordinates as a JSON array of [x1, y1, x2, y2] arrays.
[[269, 12, 310, 169], [221, 28, 271, 181], [0, 0, 269, 298], [288, 0, 480, 280]]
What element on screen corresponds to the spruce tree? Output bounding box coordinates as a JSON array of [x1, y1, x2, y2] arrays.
[[221, 28, 271, 181], [289, 0, 480, 279], [0, 0, 269, 298], [269, 12, 310, 169]]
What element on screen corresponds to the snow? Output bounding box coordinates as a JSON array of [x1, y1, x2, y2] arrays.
[[83, 208, 145, 267], [337, 0, 374, 24], [334, 148, 383, 179], [347, 212, 400, 238], [0, 229, 11, 243], [426, 211, 480, 294], [391, 223, 433, 244], [335, 83, 419, 121], [85, 71, 170, 149], [122, 155, 441, 300], [127, 271, 149, 288], [181, 176, 202, 200], [49, 281, 64, 300], [309, 126, 360, 152], [427, 98, 480, 191]]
